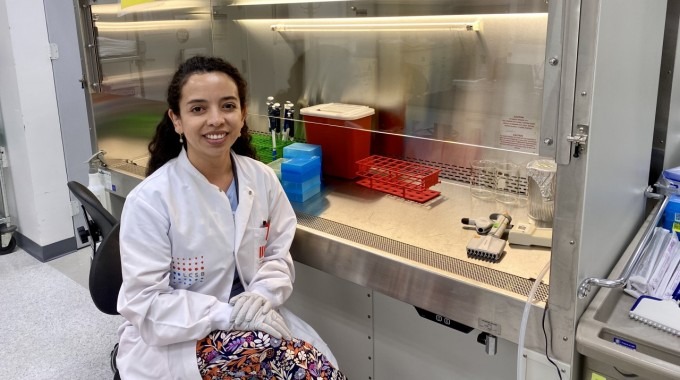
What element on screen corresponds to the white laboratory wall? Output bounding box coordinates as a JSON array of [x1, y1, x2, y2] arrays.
[[0, 0, 74, 258]]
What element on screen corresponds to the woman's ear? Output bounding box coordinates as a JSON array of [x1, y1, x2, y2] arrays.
[[241, 106, 247, 123], [168, 109, 182, 134]]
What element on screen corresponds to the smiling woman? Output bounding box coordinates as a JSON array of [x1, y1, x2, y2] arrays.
[[168, 71, 245, 190], [115, 56, 346, 380]]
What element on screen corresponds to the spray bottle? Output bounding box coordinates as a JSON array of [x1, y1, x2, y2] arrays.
[[86, 150, 110, 211]]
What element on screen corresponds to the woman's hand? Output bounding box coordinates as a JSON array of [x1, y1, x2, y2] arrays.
[[229, 292, 292, 339]]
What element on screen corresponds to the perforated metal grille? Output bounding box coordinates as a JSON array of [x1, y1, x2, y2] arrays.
[[408, 158, 528, 196], [297, 212, 549, 302]]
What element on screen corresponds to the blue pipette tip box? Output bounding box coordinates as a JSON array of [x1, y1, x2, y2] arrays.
[[283, 143, 322, 159], [281, 156, 321, 183]]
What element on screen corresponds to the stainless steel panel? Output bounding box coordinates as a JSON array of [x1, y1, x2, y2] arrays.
[[222, 9, 549, 158], [85, 0, 214, 161]]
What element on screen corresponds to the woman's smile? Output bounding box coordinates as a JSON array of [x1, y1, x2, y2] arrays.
[[204, 132, 228, 143]]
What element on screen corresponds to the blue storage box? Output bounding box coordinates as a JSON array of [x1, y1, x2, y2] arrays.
[[281, 156, 321, 182], [284, 182, 321, 203], [283, 176, 321, 194], [283, 143, 322, 159]]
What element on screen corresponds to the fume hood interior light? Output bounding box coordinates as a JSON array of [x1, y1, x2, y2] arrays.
[[92, 1, 206, 16], [230, 0, 349, 5], [96, 19, 207, 32], [271, 21, 480, 32]]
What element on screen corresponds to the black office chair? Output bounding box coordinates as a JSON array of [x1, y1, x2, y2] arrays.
[[67, 181, 122, 380]]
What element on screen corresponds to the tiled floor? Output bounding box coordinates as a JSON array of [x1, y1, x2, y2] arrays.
[[48, 245, 92, 288], [0, 245, 122, 379]]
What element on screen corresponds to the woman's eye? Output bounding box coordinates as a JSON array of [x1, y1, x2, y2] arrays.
[[190, 106, 203, 113], [223, 103, 237, 110]]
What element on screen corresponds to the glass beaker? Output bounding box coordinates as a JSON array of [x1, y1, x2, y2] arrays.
[[469, 160, 496, 200], [494, 162, 520, 204], [526, 159, 557, 227]]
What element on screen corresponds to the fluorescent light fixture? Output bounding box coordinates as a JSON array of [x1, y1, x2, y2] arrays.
[[92, 1, 207, 16], [96, 19, 207, 32], [271, 21, 480, 32], [231, 0, 348, 5]]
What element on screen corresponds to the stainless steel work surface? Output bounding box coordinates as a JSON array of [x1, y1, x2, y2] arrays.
[[293, 177, 551, 293], [107, 162, 552, 346]]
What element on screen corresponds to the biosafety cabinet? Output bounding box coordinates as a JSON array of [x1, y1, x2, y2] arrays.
[[72, 0, 673, 378]]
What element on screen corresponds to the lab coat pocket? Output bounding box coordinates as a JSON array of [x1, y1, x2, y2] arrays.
[[245, 226, 268, 263]]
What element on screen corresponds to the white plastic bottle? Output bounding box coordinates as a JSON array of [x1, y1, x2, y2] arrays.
[[86, 151, 110, 211]]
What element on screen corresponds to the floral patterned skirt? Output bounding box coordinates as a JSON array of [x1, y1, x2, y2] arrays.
[[196, 330, 348, 380]]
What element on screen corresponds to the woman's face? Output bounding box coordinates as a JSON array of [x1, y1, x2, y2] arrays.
[[169, 71, 245, 167]]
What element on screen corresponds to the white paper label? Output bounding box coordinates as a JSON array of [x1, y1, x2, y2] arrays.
[[499, 115, 538, 153]]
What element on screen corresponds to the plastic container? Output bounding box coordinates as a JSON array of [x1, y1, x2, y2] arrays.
[[300, 103, 374, 179], [663, 194, 680, 236], [281, 156, 321, 183], [284, 182, 321, 203], [267, 158, 284, 181], [283, 143, 322, 159], [526, 159, 557, 227], [283, 176, 321, 195]]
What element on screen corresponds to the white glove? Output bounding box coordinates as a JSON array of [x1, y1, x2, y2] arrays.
[[229, 292, 292, 339], [231, 306, 292, 339], [230, 292, 272, 326]]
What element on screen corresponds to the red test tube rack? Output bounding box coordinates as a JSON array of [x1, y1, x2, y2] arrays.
[[355, 155, 441, 203]]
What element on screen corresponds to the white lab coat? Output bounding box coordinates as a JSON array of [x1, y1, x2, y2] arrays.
[[116, 149, 336, 380]]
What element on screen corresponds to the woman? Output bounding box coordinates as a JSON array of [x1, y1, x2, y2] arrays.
[[116, 56, 344, 380]]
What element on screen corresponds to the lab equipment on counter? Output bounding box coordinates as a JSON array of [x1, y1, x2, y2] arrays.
[[283, 143, 321, 160], [461, 216, 494, 234], [251, 133, 295, 164], [300, 103, 374, 179], [266, 97, 281, 162], [86, 150, 110, 211], [281, 146, 321, 203], [507, 221, 552, 248], [494, 162, 520, 205], [629, 292, 680, 337], [355, 155, 441, 203], [526, 159, 557, 227], [283, 101, 295, 141], [469, 159, 496, 200], [625, 225, 680, 301], [662, 194, 680, 237], [466, 213, 511, 262], [267, 158, 284, 181]]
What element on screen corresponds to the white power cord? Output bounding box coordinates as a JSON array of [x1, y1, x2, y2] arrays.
[[517, 260, 551, 380]]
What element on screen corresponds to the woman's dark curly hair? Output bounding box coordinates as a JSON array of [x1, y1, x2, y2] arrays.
[[146, 56, 256, 176]]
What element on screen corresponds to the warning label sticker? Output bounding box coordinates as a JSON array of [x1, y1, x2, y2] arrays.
[[499, 115, 538, 154]]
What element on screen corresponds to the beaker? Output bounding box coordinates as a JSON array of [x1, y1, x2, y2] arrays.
[[469, 160, 496, 200], [494, 162, 520, 204], [526, 159, 557, 227]]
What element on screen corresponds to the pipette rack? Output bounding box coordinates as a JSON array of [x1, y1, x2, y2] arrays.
[[355, 155, 441, 203], [251, 133, 295, 164]]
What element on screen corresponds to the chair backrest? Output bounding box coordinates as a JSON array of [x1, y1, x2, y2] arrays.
[[67, 181, 118, 240], [67, 181, 122, 315], [89, 223, 122, 315]]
